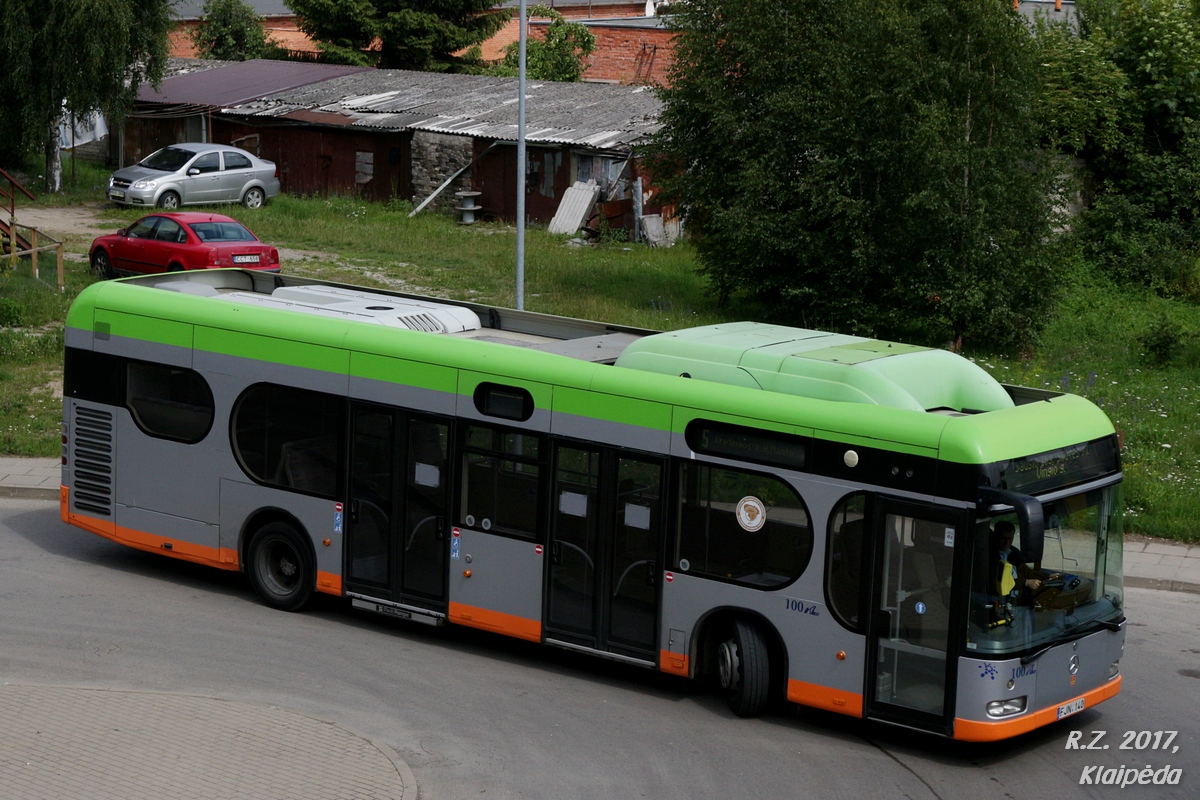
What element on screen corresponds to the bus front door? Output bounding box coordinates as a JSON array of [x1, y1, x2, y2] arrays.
[[546, 446, 663, 662], [347, 405, 451, 612], [864, 501, 967, 736]]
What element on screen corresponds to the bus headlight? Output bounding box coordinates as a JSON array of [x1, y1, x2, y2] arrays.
[[1109, 661, 1120, 679], [986, 697, 1027, 718]]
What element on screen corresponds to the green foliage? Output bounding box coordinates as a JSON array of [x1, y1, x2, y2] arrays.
[[0, 0, 172, 186], [192, 0, 286, 61], [1030, 20, 1130, 158], [650, 0, 1060, 352], [488, 5, 597, 82], [1069, 0, 1200, 294], [1137, 313, 1187, 365], [284, 0, 508, 71]]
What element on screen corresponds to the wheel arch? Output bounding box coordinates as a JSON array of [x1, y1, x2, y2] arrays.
[[238, 507, 314, 576], [689, 606, 789, 692]]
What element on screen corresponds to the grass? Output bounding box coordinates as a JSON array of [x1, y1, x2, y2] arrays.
[[972, 279, 1200, 543], [2, 166, 1198, 542]]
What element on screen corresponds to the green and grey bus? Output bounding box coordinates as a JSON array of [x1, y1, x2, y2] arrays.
[[60, 269, 1125, 741]]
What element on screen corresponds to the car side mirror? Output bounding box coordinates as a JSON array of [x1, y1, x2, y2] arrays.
[[117, 228, 126, 236], [188, 168, 200, 176]]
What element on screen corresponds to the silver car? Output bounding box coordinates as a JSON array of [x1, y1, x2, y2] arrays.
[[107, 142, 281, 209]]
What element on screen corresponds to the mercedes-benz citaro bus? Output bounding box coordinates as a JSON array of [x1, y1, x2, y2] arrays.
[[60, 269, 1125, 741]]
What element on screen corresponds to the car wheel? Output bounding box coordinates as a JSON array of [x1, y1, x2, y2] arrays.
[[717, 618, 771, 717], [247, 522, 314, 611], [242, 186, 265, 209], [157, 191, 181, 210], [90, 250, 112, 279]]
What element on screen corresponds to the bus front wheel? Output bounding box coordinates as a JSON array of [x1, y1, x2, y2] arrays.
[[248, 522, 314, 612], [718, 618, 771, 717]]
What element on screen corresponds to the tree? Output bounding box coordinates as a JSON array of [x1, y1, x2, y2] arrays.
[[284, 0, 508, 72], [1065, 0, 1200, 296], [488, 5, 596, 82], [0, 0, 173, 191], [648, 0, 1060, 351], [192, 0, 285, 61]]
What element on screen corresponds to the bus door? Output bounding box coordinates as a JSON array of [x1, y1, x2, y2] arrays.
[[864, 500, 968, 735], [346, 404, 451, 611], [546, 445, 664, 662]]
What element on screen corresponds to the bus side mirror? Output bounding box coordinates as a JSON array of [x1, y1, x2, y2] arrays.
[[978, 487, 1045, 562]]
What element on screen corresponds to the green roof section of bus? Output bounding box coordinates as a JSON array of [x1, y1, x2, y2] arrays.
[[613, 322, 1015, 414], [65, 274, 1116, 466]]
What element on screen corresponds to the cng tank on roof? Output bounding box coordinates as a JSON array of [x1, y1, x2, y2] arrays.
[[613, 322, 1014, 413]]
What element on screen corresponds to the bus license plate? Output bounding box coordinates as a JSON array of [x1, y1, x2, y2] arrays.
[[233, 254, 260, 264], [1057, 698, 1085, 719]]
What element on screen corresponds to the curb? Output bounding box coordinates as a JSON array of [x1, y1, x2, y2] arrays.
[[1125, 575, 1200, 596], [2, 486, 60, 501]]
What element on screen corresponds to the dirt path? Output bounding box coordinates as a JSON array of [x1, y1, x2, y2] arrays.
[[9, 204, 116, 239]]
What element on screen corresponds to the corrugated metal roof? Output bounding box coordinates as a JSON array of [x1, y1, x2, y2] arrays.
[[221, 69, 662, 151], [137, 60, 374, 107]]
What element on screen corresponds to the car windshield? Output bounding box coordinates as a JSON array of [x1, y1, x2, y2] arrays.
[[189, 221, 256, 242], [965, 485, 1123, 657], [139, 147, 195, 172]]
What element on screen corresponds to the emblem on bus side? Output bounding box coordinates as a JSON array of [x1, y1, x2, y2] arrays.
[[736, 496, 767, 532]]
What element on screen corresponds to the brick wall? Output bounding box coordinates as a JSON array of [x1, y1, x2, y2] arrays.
[[582, 26, 673, 85]]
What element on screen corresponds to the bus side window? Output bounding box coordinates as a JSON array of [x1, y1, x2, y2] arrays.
[[675, 462, 811, 587], [459, 425, 544, 539], [826, 493, 868, 630], [231, 383, 345, 498], [125, 361, 215, 443]]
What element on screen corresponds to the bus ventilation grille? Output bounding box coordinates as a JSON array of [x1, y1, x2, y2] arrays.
[[72, 406, 114, 517], [395, 312, 446, 333]]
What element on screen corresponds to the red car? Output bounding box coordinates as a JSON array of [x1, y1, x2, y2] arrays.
[[89, 212, 281, 278]]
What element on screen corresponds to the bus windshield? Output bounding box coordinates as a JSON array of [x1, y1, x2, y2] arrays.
[[966, 485, 1123, 656]]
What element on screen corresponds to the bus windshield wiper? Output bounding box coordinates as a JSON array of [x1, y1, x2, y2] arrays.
[[1020, 644, 1054, 665]]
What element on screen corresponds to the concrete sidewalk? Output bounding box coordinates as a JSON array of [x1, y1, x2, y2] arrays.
[[0, 684, 416, 800]]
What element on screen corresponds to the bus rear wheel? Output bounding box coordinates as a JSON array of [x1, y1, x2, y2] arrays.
[[717, 618, 771, 717], [248, 522, 314, 611]]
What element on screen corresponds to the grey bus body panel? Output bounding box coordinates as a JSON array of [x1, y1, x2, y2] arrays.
[[550, 407, 671, 454], [955, 623, 1125, 723], [115, 410, 222, 526], [448, 527, 544, 636]]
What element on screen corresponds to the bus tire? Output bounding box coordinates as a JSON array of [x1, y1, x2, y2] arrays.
[[248, 522, 314, 612], [718, 618, 771, 717]]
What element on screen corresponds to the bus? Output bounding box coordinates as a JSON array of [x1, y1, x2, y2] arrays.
[[60, 269, 1125, 741]]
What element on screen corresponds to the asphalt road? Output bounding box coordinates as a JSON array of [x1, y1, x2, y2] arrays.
[[2, 498, 1197, 800]]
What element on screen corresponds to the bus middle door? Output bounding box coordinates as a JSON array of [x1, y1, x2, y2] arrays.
[[346, 404, 450, 612]]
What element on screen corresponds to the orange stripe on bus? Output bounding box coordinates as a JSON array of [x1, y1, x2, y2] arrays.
[[316, 571, 342, 595], [953, 676, 1122, 741], [67, 510, 239, 572], [659, 650, 689, 677], [448, 601, 541, 642], [788, 679, 864, 717]]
